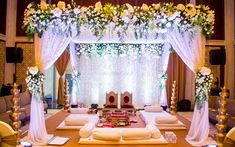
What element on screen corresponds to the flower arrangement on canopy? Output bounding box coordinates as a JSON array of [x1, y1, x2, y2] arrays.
[[23, 1, 214, 39]]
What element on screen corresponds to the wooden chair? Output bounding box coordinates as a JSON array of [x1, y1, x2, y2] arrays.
[[120, 91, 136, 115], [104, 91, 118, 111]]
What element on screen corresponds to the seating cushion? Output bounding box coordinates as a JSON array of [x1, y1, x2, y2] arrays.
[[155, 116, 178, 124], [79, 123, 95, 138], [70, 108, 89, 114], [122, 128, 151, 140], [146, 124, 161, 139], [145, 106, 162, 112], [3, 96, 13, 111], [64, 117, 88, 126], [105, 105, 117, 108], [19, 92, 31, 107], [121, 105, 134, 108], [0, 97, 7, 113], [93, 129, 121, 141]]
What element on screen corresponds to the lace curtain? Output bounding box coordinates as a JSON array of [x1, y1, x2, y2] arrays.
[[167, 26, 207, 146]]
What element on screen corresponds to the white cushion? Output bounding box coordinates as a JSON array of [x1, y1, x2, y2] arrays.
[[122, 128, 151, 140], [92, 129, 121, 141], [146, 124, 161, 139], [70, 108, 89, 114], [144, 106, 163, 112], [64, 117, 88, 126], [79, 123, 95, 138], [155, 116, 178, 124]]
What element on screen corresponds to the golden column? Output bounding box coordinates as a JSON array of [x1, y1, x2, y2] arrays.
[[10, 83, 21, 144], [64, 79, 69, 111], [170, 81, 177, 114], [215, 87, 229, 147]]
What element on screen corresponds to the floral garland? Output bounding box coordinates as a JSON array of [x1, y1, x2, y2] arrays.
[[158, 72, 167, 91], [25, 66, 45, 94], [75, 43, 164, 57], [195, 67, 213, 110], [71, 71, 80, 87], [23, 1, 214, 38]]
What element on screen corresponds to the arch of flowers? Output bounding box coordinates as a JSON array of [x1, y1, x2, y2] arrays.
[[23, 1, 214, 146]]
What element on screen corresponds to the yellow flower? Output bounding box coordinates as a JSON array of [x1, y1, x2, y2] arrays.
[[113, 16, 118, 22], [141, 3, 149, 12], [152, 3, 160, 10], [40, 1, 47, 10], [207, 13, 214, 22], [126, 3, 134, 13], [95, 1, 102, 11], [121, 11, 127, 17], [57, 1, 65, 9], [186, 3, 195, 8], [176, 4, 185, 11], [80, 6, 87, 13]]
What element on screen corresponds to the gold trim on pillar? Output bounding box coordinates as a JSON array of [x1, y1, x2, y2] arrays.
[[10, 83, 21, 144], [64, 79, 69, 112], [170, 81, 177, 114], [215, 87, 229, 147]]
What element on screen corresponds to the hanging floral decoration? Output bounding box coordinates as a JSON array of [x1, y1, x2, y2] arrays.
[[23, 1, 214, 38], [195, 67, 213, 110], [71, 71, 80, 87], [75, 43, 164, 57], [25, 66, 45, 94]]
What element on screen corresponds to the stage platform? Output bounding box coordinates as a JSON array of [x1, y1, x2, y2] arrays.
[[23, 110, 192, 146]]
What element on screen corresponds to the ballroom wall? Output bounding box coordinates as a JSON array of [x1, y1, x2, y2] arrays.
[[0, 0, 234, 101], [0, 41, 5, 87]]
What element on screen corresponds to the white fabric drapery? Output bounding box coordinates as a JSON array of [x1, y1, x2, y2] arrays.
[[28, 28, 71, 145], [76, 54, 167, 108], [167, 26, 207, 146], [69, 42, 80, 105]]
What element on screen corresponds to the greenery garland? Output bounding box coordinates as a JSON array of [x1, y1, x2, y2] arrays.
[[23, 1, 214, 39]]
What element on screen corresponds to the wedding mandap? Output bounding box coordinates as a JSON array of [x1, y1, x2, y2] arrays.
[[1, 1, 228, 147]]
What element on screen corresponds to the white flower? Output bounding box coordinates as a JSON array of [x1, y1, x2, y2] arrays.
[[197, 77, 204, 84], [52, 8, 62, 17], [73, 8, 80, 15], [29, 66, 39, 75], [166, 22, 171, 28], [200, 67, 211, 76]]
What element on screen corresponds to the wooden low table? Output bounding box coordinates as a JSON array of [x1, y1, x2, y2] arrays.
[[106, 111, 130, 126]]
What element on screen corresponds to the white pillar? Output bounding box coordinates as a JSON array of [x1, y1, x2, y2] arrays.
[[224, 0, 234, 98], [5, 0, 17, 84]]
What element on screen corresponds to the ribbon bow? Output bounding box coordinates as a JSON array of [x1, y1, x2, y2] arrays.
[[0, 134, 17, 146]]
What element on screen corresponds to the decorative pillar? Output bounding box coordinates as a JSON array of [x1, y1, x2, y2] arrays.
[[170, 81, 177, 114], [215, 87, 229, 147], [64, 79, 69, 111], [10, 83, 21, 144]]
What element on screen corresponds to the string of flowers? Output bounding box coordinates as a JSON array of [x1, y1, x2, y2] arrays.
[[75, 43, 164, 57], [23, 1, 214, 39], [195, 67, 213, 110], [25, 66, 45, 94]]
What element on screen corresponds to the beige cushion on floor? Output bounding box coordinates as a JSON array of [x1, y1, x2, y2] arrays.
[[70, 108, 89, 114], [146, 124, 161, 139], [64, 117, 88, 126], [93, 128, 121, 141], [145, 106, 162, 112], [155, 116, 178, 124], [122, 128, 151, 140], [79, 123, 94, 138]]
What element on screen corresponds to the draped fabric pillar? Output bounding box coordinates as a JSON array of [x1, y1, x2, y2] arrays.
[[166, 52, 187, 106], [55, 50, 70, 105], [69, 42, 80, 105], [160, 48, 171, 106], [28, 28, 71, 145], [167, 26, 207, 146]]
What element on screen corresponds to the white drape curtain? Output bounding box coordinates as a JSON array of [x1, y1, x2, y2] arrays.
[[28, 28, 71, 144], [69, 42, 80, 105], [167, 26, 207, 146], [76, 54, 168, 108]]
